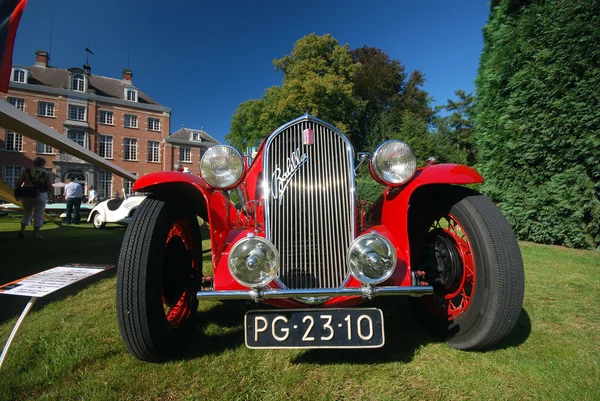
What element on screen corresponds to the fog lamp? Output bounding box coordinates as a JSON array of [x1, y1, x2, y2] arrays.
[[200, 145, 245, 189], [347, 232, 397, 285], [370, 140, 417, 185], [228, 234, 279, 288]]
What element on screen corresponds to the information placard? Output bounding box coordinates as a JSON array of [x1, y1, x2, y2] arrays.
[[0, 264, 113, 298]]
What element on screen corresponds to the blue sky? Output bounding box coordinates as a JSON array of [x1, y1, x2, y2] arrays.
[[12, 0, 490, 144]]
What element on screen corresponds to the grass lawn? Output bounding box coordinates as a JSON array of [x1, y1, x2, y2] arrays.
[[0, 214, 599, 400]]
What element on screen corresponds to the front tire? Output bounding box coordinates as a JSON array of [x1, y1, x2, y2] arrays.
[[410, 186, 524, 350], [116, 197, 201, 362], [92, 212, 106, 229]]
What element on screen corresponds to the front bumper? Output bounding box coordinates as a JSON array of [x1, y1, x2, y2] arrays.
[[196, 285, 434, 302]]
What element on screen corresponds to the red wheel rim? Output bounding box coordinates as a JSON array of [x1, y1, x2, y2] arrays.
[[430, 214, 476, 320], [162, 218, 198, 328]]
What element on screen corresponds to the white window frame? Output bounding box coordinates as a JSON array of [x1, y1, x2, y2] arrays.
[[125, 89, 138, 102], [179, 146, 191, 163], [99, 135, 113, 159], [124, 114, 138, 128], [124, 138, 138, 161], [124, 173, 138, 197], [98, 171, 113, 199], [3, 165, 22, 188], [148, 118, 160, 132], [68, 105, 86, 121], [148, 140, 160, 163], [67, 130, 87, 148], [36, 142, 53, 154], [72, 74, 85, 92], [99, 110, 114, 125], [8, 97, 24, 112], [192, 132, 200, 141], [38, 101, 55, 117], [5, 131, 23, 152], [11, 69, 26, 83]]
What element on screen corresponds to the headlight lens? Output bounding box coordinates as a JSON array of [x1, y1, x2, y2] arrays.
[[370, 140, 417, 185], [347, 232, 397, 285], [200, 145, 245, 189], [228, 234, 279, 288]]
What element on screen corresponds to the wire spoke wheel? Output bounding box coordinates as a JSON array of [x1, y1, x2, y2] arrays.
[[117, 198, 201, 362], [410, 186, 525, 350]]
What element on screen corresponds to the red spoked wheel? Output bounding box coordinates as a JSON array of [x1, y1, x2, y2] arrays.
[[117, 198, 201, 362], [410, 186, 524, 350], [162, 219, 199, 329]]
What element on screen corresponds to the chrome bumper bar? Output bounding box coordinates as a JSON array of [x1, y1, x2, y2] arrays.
[[197, 285, 434, 302]]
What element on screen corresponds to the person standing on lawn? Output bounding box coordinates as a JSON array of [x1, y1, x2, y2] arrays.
[[87, 185, 96, 204], [15, 157, 54, 240], [64, 178, 83, 224]]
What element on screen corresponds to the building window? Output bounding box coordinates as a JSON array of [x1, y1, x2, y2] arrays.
[[5, 131, 23, 152], [200, 148, 207, 159], [125, 89, 138, 102], [38, 101, 55, 117], [36, 142, 53, 154], [98, 171, 112, 199], [192, 132, 200, 141], [148, 140, 160, 162], [11, 69, 26, 83], [8, 97, 24, 111], [99, 110, 114, 125], [179, 146, 191, 163], [124, 114, 138, 128], [148, 118, 160, 131], [124, 173, 137, 197], [72, 74, 85, 92], [124, 138, 138, 161], [3, 165, 21, 188], [67, 130, 86, 148], [99, 135, 113, 158], [68, 105, 86, 121]]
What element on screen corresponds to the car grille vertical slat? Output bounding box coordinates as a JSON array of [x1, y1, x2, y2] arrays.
[[265, 118, 354, 289]]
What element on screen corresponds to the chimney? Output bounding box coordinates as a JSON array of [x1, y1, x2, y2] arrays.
[[35, 50, 49, 67], [122, 69, 133, 82]]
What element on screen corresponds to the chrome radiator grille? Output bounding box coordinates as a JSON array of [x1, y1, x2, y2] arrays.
[[264, 117, 354, 289]]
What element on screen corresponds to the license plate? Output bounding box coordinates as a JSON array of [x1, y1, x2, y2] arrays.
[[244, 308, 385, 349]]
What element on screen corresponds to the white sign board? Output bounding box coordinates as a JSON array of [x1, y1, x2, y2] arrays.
[[0, 264, 113, 298]]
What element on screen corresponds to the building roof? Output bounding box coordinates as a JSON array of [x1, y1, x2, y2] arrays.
[[17, 65, 161, 106], [167, 127, 220, 147]]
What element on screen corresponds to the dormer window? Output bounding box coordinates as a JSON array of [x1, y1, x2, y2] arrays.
[[72, 74, 85, 92], [11, 69, 27, 83], [125, 89, 138, 102], [192, 132, 200, 141]]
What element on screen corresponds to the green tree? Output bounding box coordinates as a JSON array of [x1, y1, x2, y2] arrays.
[[227, 33, 363, 149], [476, 0, 600, 249], [433, 90, 476, 166]]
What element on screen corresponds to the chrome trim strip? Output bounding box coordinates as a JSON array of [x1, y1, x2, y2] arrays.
[[197, 286, 434, 301]]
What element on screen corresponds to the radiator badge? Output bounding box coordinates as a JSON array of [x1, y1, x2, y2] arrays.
[[303, 128, 314, 145], [271, 148, 308, 206]]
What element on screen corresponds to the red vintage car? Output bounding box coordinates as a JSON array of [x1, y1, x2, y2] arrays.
[[116, 114, 525, 361]]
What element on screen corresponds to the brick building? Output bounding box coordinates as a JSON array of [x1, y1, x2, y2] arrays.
[[166, 126, 220, 175], [0, 50, 176, 199]]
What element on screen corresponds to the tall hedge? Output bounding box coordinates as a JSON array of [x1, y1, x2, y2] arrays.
[[476, 0, 600, 249]]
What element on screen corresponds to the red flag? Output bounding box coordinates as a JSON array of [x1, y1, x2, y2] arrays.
[[0, 0, 27, 92]]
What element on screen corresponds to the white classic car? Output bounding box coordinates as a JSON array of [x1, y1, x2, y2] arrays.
[[87, 196, 146, 228]]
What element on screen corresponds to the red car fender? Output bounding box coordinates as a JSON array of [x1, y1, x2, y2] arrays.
[[376, 164, 484, 274], [133, 171, 240, 266]]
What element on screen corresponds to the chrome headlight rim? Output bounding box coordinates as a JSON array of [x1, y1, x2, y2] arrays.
[[227, 234, 280, 288], [200, 145, 246, 190], [346, 231, 397, 285], [369, 140, 417, 186]]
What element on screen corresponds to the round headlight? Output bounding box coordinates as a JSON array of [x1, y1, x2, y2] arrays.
[[370, 140, 417, 185], [228, 234, 279, 288], [347, 232, 397, 285], [200, 145, 245, 189]]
